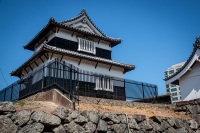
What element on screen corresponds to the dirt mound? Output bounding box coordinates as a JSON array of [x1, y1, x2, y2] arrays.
[[14, 101, 190, 119]]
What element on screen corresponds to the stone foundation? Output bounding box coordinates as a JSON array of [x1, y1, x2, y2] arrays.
[[21, 89, 74, 109], [0, 102, 200, 133]]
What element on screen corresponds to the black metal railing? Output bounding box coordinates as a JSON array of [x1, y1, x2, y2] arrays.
[[0, 58, 158, 103]]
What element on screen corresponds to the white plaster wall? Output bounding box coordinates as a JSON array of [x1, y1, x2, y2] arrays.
[[179, 62, 200, 101], [51, 55, 124, 78], [44, 29, 111, 51]]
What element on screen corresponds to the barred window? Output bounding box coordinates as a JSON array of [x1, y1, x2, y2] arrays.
[[78, 38, 96, 54], [95, 76, 113, 92]]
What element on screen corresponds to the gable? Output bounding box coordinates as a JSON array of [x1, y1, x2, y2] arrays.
[[62, 12, 104, 37]]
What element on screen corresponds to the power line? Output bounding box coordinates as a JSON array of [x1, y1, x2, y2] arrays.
[[0, 67, 8, 86]]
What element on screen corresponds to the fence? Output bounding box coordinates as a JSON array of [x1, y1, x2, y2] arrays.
[[0, 58, 158, 103]]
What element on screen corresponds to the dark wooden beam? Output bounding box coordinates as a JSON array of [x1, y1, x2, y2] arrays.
[[29, 65, 33, 71], [39, 57, 44, 63], [109, 65, 112, 71], [78, 59, 82, 66], [51, 27, 56, 33], [50, 53, 54, 60], [34, 61, 38, 67], [60, 55, 64, 62], [24, 68, 28, 74], [95, 62, 98, 69], [98, 39, 101, 44], [71, 31, 75, 37], [44, 53, 48, 60], [21, 72, 24, 77], [44, 36, 48, 42]]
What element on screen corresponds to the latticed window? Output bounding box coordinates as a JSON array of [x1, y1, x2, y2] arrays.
[[78, 38, 96, 54], [95, 76, 113, 92]]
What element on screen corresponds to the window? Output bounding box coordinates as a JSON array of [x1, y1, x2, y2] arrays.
[[172, 97, 178, 101], [168, 70, 174, 75], [172, 92, 177, 96], [171, 88, 177, 92], [170, 84, 176, 87], [95, 76, 113, 92], [78, 38, 96, 54]]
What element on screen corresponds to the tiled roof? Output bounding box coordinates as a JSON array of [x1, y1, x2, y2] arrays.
[[24, 10, 122, 51], [61, 9, 106, 37], [164, 37, 200, 81], [43, 44, 135, 71], [51, 18, 122, 44], [11, 44, 135, 76]]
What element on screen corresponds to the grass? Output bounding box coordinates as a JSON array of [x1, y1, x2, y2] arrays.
[[18, 101, 25, 106]]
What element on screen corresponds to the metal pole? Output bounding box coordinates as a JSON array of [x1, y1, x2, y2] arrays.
[[69, 64, 72, 100], [142, 83, 144, 101], [10, 84, 13, 101], [4, 88, 6, 101]]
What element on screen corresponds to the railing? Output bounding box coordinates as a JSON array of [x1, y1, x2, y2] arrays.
[[0, 58, 158, 103]]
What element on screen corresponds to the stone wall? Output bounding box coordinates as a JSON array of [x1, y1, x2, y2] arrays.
[[1, 102, 200, 133], [174, 98, 200, 128]]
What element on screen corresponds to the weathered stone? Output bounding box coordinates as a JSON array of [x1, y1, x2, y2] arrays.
[[82, 110, 99, 124], [68, 110, 80, 119], [118, 114, 127, 124], [0, 102, 16, 113], [191, 114, 200, 126], [97, 119, 107, 132], [112, 124, 127, 133], [51, 125, 66, 133], [188, 130, 196, 133], [54, 107, 69, 120], [187, 105, 200, 114], [161, 120, 170, 130], [74, 115, 88, 125], [174, 119, 184, 128], [196, 130, 200, 133], [27, 119, 34, 125], [151, 116, 162, 124], [138, 120, 153, 131], [177, 127, 187, 133], [64, 116, 72, 123], [166, 118, 175, 127], [11, 110, 32, 126], [164, 127, 176, 133], [132, 115, 146, 123], [102, 113, 120, 124], [131, 130, 144, 133], [174, 106, 187, 112], [64, 121, 85, 133], [189, 119, 198, 130], [149, 120, 162, 132], [84, 122, 96, 133], [31, 111, 61, 126], [18, 122, 44, 133], [128, 118, 140, 130], [182, 119, 190, 132], [107, 121, 114, 125], [0, 115, 18, 133]]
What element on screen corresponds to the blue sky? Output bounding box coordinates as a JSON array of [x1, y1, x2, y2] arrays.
[[0, 0, 200, 95]]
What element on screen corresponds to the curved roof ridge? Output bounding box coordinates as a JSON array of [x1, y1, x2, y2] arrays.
[[165, 37, 200, 81], [61, 9, 107, 37]]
